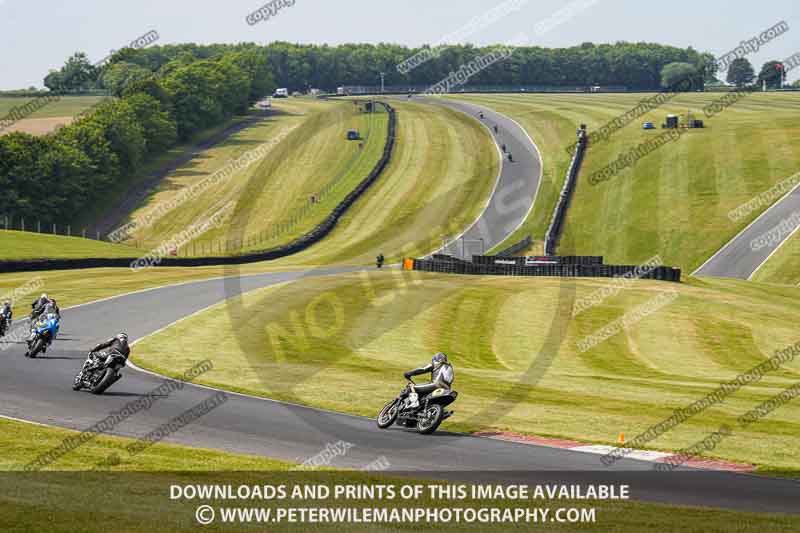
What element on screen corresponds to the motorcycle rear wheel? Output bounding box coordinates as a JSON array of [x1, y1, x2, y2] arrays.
[[417, 404, 444, 435], [90, 368, 117, 395]]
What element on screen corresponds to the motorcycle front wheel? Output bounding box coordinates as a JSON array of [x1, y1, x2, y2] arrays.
[[376, 399, 399, 429], [27, 338, 44, 358]]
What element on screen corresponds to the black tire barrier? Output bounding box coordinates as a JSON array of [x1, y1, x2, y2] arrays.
[[496, 235, 532, 257], [544, 130, 588, 255], [431, 254, 470, 263], [412, 257, 681, 283], [0, 103, 397, 274]]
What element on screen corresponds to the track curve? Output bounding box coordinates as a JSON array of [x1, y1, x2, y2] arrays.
[[1, 100, 798, 514], [420, 97, 542, 258]]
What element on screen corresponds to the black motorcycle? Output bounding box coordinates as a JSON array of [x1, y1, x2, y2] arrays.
[[72, 351, 126, 395], [376, 377, 457, 435], [0, 315, 7, 337]]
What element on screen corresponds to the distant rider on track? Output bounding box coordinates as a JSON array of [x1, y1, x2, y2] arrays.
[[0, 300, 11, 336], [402, 352, 454, 409]]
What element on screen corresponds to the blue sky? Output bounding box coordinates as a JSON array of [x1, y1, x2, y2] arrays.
[[1, 0, 798, 89]]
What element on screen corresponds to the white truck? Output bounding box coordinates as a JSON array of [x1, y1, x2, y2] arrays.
[[274, 88, 289, 98]]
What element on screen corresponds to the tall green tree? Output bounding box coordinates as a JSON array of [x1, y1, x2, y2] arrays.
[[101, 62, 154, 96], [124, 93, 177, 154], [53, 52, 98, 92], [660, 62, 699, 90], [727, 58, 755, 87], [757, 61, 787, 89]]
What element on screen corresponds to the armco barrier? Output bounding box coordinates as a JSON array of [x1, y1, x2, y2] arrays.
[[544, 129, 588, 255], [412, 257, 680, 282], [0, 103, 397, 274]]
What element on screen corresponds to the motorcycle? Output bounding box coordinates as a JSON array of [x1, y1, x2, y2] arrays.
[[376, 377, 457, 435], [0, 314, 7, 337], [26, 313, 60, 358], [72, 351, 126, 395]]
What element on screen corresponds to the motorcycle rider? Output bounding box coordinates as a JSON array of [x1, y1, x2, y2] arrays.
[[89, 333, 130, 363], [0, 300, 11, 336], [43, 298, 60, 319], [28, 298, 61, 354], [77, 333, 130, 382], [402, 352, 454, 409], [30, 293, 51, 323]]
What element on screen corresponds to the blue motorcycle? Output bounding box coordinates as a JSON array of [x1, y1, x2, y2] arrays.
[[26, 313, 60, 358]]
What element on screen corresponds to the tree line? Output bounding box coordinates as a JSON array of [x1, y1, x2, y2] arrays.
[[1, 40, 792, 229], [1, 48, 275, 226]]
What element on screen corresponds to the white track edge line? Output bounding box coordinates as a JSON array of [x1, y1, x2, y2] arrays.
[[692, 181, 800, 276], [747, 219, 800, 281]]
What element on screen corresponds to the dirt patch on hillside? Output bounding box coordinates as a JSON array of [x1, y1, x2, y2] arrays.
[[2, 117, 73, 136]]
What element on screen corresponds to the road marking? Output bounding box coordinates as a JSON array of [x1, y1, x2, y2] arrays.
[[693, 180, 800, 277]]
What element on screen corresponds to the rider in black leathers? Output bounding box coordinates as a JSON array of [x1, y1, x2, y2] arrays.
[[0, 301, 11, 335], [78, 333, 130, 377], [402, 352, 454, 408], [30, 293, 51, 323], [89, 333, 131, 362], [42, 299, 60, 319]]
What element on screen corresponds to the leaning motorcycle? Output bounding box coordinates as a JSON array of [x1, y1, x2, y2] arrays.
[[376, 377, 457, 435], [26, 313, 60, 358], [72, 351, 126, 395]]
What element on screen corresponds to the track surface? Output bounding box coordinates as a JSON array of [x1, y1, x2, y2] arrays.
[[2, 102, 799, 514], [419, 98, 541, 258], [694, 182, 800, 279]]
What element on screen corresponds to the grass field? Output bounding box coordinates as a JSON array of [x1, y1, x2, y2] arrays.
[[2, 418, 798, 532], [5, 98, 498, 266], [71, 112, 269, 231], [0, 262, 308, 321], [0, 95, 107, 136], [109, 98, 498, 265], [455, 93, 800, 271], [117, 98, 387, 254], [750, 227, 800, 285], [0, 230, 142, 260], [0, 95, 105, 119], [276, 100, 499, 265], [131, 272, 800, 474]]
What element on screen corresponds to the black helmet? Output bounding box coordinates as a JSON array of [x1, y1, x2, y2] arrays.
[[116, 333, 129, 343], [432, 352, 448, 368]]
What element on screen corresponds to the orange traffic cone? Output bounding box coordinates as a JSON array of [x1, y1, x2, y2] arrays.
[[617, 432, 625, 445]]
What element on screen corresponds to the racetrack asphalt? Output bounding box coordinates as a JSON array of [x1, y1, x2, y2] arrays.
[[693, 181, 800, 279], [1, 100, 798, 514], [418, 97, 541, 259]]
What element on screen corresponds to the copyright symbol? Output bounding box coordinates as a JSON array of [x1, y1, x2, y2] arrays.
[[196, 505, 215, 525]]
